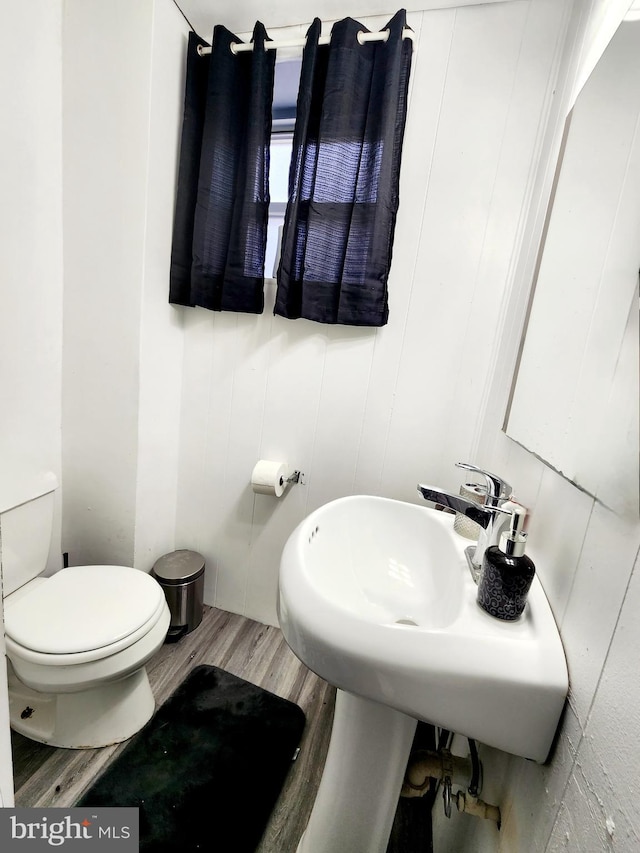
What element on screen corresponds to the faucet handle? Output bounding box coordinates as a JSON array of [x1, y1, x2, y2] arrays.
[[455, 462, 512, 504]]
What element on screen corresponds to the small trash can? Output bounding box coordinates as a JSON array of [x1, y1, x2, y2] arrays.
[[152, 550, 205, 642]]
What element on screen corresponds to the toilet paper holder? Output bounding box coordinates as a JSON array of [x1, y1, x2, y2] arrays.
[[251, 460, 305, 496]]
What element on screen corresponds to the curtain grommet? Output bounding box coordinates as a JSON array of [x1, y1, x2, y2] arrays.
[[357, 29, 390, 46]]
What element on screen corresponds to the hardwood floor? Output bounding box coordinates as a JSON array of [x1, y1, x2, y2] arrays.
[[11, 605, 432, 852]]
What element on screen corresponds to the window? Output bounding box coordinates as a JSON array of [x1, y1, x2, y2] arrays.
[[265, 57, 301, 278], [265, 132, 293, 277]]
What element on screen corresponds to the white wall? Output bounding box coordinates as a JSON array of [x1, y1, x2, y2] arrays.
[[62, 0, 145, 566], [62, 0, 187, 571], [4, 0, 637, 846], [173, 1, 640, 850], [133, 0, 188, 569], [181, 0, 513, 36], [0, 0, 186, 805], [174, 0, 573, 626], [452, 22, 640, 853], [0, 0, 65, 807]]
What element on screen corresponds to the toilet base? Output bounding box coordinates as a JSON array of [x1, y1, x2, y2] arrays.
[[8, 665, 156, 749]]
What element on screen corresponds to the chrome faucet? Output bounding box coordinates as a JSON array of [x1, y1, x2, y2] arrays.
[[417, 463, 513, 582]]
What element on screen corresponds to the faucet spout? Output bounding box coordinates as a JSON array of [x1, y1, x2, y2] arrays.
[[417, 484, 491, 529], [417, 482, 513, 582]]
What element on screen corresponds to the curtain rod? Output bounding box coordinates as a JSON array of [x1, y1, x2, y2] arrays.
[[197, 28, 414, 56]]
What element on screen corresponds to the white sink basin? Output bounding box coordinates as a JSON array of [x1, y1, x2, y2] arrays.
[[279, 494, 567, 760], [278, 495, 568, 852]]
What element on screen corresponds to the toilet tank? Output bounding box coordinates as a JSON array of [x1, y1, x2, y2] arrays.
[[0, 473, 58, 598]]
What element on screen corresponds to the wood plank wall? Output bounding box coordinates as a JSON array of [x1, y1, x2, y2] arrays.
[[173, 0, 570, 625]]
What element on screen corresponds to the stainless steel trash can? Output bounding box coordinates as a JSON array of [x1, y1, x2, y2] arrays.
[[151, 550, 205, 642]]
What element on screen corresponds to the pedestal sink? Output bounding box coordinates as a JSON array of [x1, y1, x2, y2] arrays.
[[278, 495, 568, 853]]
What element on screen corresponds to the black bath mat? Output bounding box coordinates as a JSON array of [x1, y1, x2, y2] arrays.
[[78, 664, 306, 852]]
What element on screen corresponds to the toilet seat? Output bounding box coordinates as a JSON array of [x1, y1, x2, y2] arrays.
[[5, 565, 166, 665]]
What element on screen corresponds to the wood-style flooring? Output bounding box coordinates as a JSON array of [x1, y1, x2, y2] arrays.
[[11, 605, 432, 852]]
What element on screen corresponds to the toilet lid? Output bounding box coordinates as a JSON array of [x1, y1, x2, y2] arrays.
[[5, 566, 165, 655]]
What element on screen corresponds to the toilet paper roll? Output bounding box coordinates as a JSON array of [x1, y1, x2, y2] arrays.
[[453, 483, 486, 541], [251, 460, 288, 497]]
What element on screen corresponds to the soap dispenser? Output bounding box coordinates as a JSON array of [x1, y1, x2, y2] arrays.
[[476, 501, 535, 621]]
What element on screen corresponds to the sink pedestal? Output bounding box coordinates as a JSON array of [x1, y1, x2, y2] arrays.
[[298, 689, 417, 853]]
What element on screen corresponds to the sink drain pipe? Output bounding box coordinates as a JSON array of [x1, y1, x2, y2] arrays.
[[401, 740, 501, 829], [453, 790, 501, 826], [401, 748, 471, 797]]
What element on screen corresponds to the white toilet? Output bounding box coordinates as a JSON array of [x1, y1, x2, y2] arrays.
[[1, 475, 171, 749]]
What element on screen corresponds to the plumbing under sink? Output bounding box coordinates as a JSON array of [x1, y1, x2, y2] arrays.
[[278, 494, 568, 853]]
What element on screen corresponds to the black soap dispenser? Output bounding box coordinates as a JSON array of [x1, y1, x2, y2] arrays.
[[476, 502, 535, 621]]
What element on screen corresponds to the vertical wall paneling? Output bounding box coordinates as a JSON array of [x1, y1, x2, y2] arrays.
[[243, 292, 330, 622], [62, 0, 152, 567], [472, 0, 581, 481], [173, 0, 569, 627], [134, 0, 188, 570], [557, 501, 640, 727], [553, 546, 640, 849], [63, 0, 189, 571], [524, 464, 593, 626], [461, 3, 640, 852], [180, 0, 521, 41], [381, 1, 532, 497], [14, 0, 638, 849], [209, 312, 276, 614], [49, 1, 640, 850], [304, 328, 378, 511], [353, 9, 451, 498], [174, 310, 225, 602], [0, 0, 65, 807]]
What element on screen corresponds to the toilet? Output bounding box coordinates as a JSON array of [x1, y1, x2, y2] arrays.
[[1, 475, 171, 749]]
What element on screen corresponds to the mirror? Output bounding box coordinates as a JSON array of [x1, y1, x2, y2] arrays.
[[505, 20, 640, 517]]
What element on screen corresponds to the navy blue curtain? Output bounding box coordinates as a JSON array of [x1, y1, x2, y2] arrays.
[[275, 10, 412, 326], [170, 24, 275, 313], [169, 31, 209, 306]]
